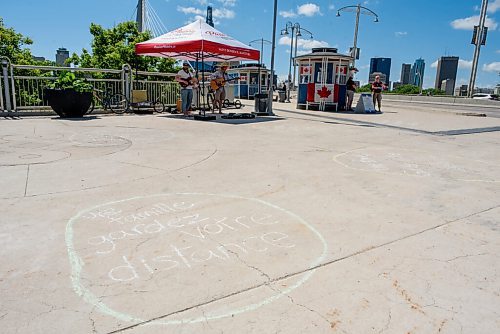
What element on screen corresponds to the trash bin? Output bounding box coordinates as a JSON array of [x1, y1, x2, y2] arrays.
[[254, 93, 268, 113], [278, 91, 286, 102]]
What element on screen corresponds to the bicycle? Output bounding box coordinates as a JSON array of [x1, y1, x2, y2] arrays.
[[88, 88, 129, 114]]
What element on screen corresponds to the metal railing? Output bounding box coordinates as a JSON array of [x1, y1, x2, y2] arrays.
[[0, 62, 181, 114]]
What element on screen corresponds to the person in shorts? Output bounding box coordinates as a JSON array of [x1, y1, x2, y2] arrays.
[[346, 76, 357, 111], [210, 63, 230, 113], [371, 75, 386, 112]]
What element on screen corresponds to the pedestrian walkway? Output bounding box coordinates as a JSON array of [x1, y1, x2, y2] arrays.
[[1, 101, 499, 333]]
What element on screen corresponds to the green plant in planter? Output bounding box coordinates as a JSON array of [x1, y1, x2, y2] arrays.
[[44, 72, 94, 117], [47, 72, 93, 92]]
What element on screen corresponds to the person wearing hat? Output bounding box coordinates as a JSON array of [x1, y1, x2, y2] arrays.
[[210, 63, 230, 113], [371, 75, 387, 112], [175, 61, 194, 116]]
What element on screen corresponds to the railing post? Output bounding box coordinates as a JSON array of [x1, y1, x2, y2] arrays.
[[122, 64, 132, 102], [1, 57, 13, 112]]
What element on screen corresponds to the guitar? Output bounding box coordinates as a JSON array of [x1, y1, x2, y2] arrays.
[[210, 77, 240, 91], [178, 77, 197, 88]]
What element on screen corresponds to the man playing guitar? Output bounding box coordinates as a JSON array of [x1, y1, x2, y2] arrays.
[[175, 61, 195, 116], [210, 63, 231, 114]]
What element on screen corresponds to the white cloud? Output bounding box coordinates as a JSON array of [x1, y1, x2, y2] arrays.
[[194, 0, 208, 5], [297, 3, 322, 17], [488, 0, 500, 13], [178, 6, 204, 15], [483, 62, 500, 72], [450, 15, 498, 30], [458, 59, 473, 69], [279, 10, 297, 18], [217, 0, 237, 7], [279, 3, 322, 18], [328, 4, 335, 11], [496, 50, 500, 53], [213, 8, 235, 19], [279, 36, 329, 51], [431, 60, 438, 68], [395, 31, 407, 37]]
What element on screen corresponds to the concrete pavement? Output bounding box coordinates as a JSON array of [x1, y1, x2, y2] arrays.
[[1, 100, 499, 333]]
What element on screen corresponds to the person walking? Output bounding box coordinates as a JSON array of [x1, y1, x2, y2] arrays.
[[346, 76, 357, 111], [210, 63, 230, 114], [175, 61, 194, 116], [371, 75, 386, 112]]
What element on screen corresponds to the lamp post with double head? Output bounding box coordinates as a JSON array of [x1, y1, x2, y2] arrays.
[[281, 22, 313, 102], [249, 38, 272, 94], [336, 3, 379, 68]]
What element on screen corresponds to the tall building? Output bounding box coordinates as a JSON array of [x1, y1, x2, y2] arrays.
[[369, 72, 387, 84], [434, 56, 459, 93], [56, 48, 69, 67], [410, 58, 425, 88], [400, 63, 411, 85], [369, 57, 391, 84]]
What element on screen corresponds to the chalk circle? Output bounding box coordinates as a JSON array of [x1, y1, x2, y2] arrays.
[[334, 148, 500, 182], [69, 133, 131, 148], [66, 193, 328, 325], [19, 154, 42, 159]]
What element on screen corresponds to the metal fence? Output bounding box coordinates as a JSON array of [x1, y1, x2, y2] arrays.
[[0, 59, 181, 114]]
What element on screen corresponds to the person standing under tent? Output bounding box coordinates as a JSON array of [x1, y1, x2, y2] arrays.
[[175, 61, 194, 116], [210, 63, 230, 114]]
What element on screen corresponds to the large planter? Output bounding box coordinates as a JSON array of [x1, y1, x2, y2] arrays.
[[44, 88, 93, 118]]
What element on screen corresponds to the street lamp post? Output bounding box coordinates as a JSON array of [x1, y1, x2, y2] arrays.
[[281, 22, 313, 102], [292, 27, 313, 92], [468, 0, 489, 98], [266, 0, 277, 115], [249, 38, 272, 94], [336, 3, 379, 68]]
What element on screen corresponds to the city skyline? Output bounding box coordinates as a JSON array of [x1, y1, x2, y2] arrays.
[[2, 0, 499, 88]]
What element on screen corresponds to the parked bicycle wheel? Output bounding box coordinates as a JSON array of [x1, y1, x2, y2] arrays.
[[222, 99, 230, 108], [108, 93, 129, 114], [153, 100, 165, 113], [234, 100, 242, 109]]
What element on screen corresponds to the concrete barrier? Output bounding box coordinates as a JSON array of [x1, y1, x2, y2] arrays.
[[381, 94, 499, 108]]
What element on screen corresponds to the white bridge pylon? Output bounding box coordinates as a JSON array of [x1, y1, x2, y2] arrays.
[[136, 0, 168, 37]]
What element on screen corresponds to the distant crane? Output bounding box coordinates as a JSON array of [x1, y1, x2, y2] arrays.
[[135, 0, 167, 37]]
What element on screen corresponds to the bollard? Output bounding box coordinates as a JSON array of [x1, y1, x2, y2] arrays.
[[1, 58, 12, 112]]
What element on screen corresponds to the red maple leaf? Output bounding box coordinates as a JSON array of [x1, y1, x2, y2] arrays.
[[317, 86, 332, 99]]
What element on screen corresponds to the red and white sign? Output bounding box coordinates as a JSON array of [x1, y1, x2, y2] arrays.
[[336, 65, 348, 75], [135, 20, 260, 61], [300, 65, 312, 75], [314, 84, 334, 103]]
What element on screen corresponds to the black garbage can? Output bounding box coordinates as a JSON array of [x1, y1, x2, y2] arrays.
[[278, 91, 286, 102], [254, 93, 268, 114]]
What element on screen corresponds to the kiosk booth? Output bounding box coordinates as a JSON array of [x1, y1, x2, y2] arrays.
[[227, 63, 271, 99], [295, 47, 353, 111]]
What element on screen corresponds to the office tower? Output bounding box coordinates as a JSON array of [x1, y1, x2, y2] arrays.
[[369, 57, 392, 84], [410, 58, 425, 88], [56, 48, 69, 67], [400, 64, 411, 85], [369, 72, 387, 84], [434, 56, 459, 93]]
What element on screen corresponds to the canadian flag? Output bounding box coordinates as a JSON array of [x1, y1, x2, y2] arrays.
[[314, 84, 334, 102], [336, 65, 348, 75], [300, 65, 312, 75]]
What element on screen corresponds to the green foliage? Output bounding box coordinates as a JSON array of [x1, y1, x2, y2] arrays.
[[422, 88, 446, 96], [69, 21, 177, 74], [356, 84, 372, 93], [47, 72, 93, 92], [392, 84, 421, 95]]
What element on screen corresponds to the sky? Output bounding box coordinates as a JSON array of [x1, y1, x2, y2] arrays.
[[3, 0, 500, 88]]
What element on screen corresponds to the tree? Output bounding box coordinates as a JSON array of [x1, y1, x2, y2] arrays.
[[356, 84, 372, 93], [69, 21, 177, 73], [0, 17, 53, 65]]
